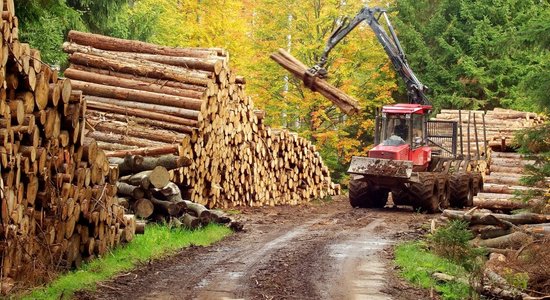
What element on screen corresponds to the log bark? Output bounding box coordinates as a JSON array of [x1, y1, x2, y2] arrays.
[[475, 231, 532, 249], [68, 31, 215, 58], [105, 145, 180, 158], [64, 68, 207, 100], [473, 197, 544, 211], [442, 210, 550, 225], [151, 197, 182, 216], [181, 213, 201, 229], [132, 198, 154, 218], [70, 79, 204, 110], [119, 166, 170, 189], [270, 49, 360, 115], [64, 43, 223, 74], [87, 110, 196, 134], [86, 100, 199, 127], [86, 96, 200, 120], [70, 64, 209, 95], [116, 182, 145, 199], [88, 119, 188, 144], [69, 52, 210, 87], [109, 155, 191, 175], [86, 130, 166, 148]]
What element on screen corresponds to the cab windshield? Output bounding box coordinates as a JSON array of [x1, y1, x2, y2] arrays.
[[382, 114, 409, 146]]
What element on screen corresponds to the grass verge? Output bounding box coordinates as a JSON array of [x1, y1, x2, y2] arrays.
[[394, 241, 471, 300], [23, 223, 232, 300]]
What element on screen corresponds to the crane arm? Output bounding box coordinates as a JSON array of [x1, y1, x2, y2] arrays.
[[309, 6, 430, 106]]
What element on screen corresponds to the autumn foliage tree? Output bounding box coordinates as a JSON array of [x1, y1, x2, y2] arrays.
[[248, 1, 398, 182]]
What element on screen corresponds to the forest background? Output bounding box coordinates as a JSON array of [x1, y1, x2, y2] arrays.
[[16, 0, 550, 184]]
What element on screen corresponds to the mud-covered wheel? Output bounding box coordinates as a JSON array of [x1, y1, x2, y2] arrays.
[[392, 190, 409, 206], [450, 172, 474, 207], [349, 179, 388, 208], [472, 172, 483, 195], [438, 177, 450, 209], [409, 173, 440, 213]]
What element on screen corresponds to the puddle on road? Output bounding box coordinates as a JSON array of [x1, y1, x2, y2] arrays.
[[329, 238, 391, 259]]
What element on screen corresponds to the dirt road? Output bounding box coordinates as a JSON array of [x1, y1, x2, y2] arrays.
[[76, 197, 433, 300]]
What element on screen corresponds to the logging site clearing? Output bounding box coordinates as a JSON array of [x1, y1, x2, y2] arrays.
[[2, 1, 550, 299]]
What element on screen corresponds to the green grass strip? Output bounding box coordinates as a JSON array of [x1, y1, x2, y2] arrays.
[[394, 241, 471, 300], [23, 223, 232, 300]]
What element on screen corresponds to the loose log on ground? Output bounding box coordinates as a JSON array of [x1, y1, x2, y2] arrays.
[[132, 198, 154, 219], [473, 197, 544, 211], [442, 210, 550, 225], [151, 197, 182, 216], [181, 213, 201, 229]]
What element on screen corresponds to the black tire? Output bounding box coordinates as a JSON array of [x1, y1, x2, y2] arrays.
[[409, 173, 440, 213], [349, 179, 388, 208], [472, 172, 483, 195], [438, 177, 450, 210], [392, 189, 409, 205], [450, 172, 473, 207]]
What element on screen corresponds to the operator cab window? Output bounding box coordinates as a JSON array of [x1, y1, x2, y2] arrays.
[[382, 114, 409, 146], [412, 113, 425, 148]]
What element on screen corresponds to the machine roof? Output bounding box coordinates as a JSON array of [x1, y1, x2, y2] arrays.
[[382, 103, 432, 114]]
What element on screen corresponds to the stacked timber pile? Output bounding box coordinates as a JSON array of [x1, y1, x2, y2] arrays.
[[440, 151, 549, 299], [433, 108, 546, 155], [63, 31, 340, 209], [109, 155, 241, 230], [441, 209, 550, 299], [474, 151, 547, 212], [0, 3, 137, 293]]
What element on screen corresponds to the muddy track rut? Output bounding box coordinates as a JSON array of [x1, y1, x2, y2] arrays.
[[76, 197, 433, 300]]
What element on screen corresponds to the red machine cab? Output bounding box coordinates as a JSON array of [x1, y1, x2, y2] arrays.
[[368, 104, 432, 170]]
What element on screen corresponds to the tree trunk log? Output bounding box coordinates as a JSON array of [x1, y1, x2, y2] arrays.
[[69, 52, 210, 87], [64, 42, 223, 74], [119, 166, 170, 189], [68, 30, 215, 58], [88, 119, 188, 144], [442, 209, 550, 225], [181, 214, 201, 229], [270, 49, 360, 115], [151, 197, 182, 217], [70, 64, 209, 95], [474, 231, 532, 249], [132, 198, 154, 218], [70, 79, 204, 110], [86, 96, 200, 120], [64, 68, 207, 100], [87, 110, 195, 134], [473, 197, 543, 211], [105, 145, 179, 158], [86, 99, 199, 127], [109, 154, 191, 175]]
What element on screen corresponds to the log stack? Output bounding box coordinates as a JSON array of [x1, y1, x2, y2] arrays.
[[433, 108, 546, 154], [63, 31, 341, 209], [474, 151, 547, 212], [0, 3, 136, 293]]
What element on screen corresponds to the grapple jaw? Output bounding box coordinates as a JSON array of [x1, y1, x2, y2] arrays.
[[347, 156, 413, 179]]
